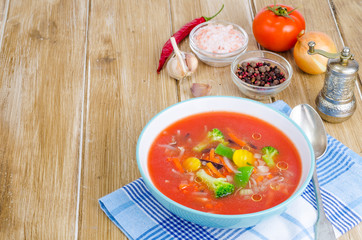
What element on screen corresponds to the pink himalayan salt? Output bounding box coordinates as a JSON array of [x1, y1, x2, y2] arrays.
[[194, 23, 246, 54]]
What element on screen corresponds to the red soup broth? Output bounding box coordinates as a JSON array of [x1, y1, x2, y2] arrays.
[[148, 111, 302, 215]]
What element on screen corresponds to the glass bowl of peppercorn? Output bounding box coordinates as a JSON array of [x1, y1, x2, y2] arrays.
[[231, 50, 293, 100]]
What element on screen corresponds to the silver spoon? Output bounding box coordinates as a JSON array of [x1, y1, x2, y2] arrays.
[[290, 104, 336, 240]]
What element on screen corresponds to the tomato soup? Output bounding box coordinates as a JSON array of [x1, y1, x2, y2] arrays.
[[148, 111, 302, 215]]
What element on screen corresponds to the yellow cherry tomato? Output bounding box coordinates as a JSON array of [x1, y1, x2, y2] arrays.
[[233, 149, 255, 167], [182, 157, 201, 172]]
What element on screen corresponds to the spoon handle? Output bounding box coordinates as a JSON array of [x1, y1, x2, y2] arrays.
[[312, 168, 336, 240]]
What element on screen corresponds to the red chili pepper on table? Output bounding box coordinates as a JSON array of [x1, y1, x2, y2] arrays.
[[157, 4, 224, 73]]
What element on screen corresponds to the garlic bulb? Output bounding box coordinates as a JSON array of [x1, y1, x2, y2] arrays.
[[166, 37, 198, 81]]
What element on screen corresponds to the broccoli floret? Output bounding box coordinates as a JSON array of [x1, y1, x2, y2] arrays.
[[193, 128, 228, 152], [196, 169, 234, 198], [207, 128, 226, 143], [261, 146, 279, 168]]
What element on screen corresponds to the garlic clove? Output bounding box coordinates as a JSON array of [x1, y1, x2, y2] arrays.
[[191, 83, 212, 97], [166, 37, 198, 81], [166, 54, 186, 80], [185, 52, 198, 74]]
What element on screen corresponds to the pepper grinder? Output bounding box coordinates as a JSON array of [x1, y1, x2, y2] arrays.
[[308, 41, 359, 123]]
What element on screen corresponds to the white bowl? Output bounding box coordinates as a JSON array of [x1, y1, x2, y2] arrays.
[[137, 96, 314, 228]]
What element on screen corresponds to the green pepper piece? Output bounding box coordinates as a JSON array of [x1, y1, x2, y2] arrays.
[[215, 143, 235, 160], [234, 166, 254, 188]]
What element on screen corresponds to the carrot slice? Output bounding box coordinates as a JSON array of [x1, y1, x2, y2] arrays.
[[171, 158, 184, 173], [206, 162, 224, 178], [210, 148, 215, 159], [204, 168, 213, 176], [228, 132, 247, 147], [209, 148, 220, 163], [219, 156, 232, 173], [256, 175, 264, 183], [205, 203, 213, 209]]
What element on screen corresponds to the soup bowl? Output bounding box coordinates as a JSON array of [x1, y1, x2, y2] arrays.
[[136, 96, 314, 228]]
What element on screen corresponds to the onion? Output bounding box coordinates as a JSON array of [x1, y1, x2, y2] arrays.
[[226, 175, 233, 182], [187, 172, 195, 181], [257, 172, 271, 176], [257, 165, 269, 173], [192, 192, 208, 197], [239, 189, 253, 196], [180, 180, 188, 186], [293, 31, 337, 74], [254, 153, 262, 159], [264, 176, 283, 187], [251, 194, 262, 202], [171, 169, 183, 175], [177, 146, 185, 158], [252, 133, 261, 140], [277, 161, 289, 170], [196, 197, 209, 202], [249, 177, 257, 188], [223, 157, 240, 173], [258, 160, 265, 166], [158, 144, 177, 150]]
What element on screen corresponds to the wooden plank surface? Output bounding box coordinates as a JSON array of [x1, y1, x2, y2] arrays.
[[332, 0, 362, 79], [0, 0, 87, 239], [0, 0, 360, 239], [78, 0, 177, 239], [0, 0, 7, 31]]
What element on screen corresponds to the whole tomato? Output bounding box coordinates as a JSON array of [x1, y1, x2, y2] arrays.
[[252, 4, 305, 52]]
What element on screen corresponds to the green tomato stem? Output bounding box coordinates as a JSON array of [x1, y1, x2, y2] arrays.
[[267, 3, 297, 21]]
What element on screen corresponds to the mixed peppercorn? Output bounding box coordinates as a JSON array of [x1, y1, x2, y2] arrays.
[[235, 61, 286, 87]]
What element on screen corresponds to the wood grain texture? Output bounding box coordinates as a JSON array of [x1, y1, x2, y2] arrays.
[[0, 0, 7, 31], [0, 0, 87, 239], [0, 0, 360, 239], [78, 0, 177, 239], [331, 0, 362, 80]]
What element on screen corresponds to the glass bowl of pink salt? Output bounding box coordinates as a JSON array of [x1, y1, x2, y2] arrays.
[[189, 20, 249, 67]]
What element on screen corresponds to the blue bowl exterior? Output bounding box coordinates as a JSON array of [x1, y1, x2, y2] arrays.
[[137, 96, 315, 229], [144, 179, 287, 228]]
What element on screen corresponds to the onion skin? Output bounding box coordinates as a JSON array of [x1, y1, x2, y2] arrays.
[[293, 31, 337, 74]]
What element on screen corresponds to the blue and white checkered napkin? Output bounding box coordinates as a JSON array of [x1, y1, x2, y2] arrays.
[[99, 100, 362, 240]]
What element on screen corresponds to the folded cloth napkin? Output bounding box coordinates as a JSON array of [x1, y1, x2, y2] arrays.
[[99, 100, 362, 240]]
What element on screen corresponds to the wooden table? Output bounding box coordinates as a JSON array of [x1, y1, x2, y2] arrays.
[[0, 0, 361, 239]]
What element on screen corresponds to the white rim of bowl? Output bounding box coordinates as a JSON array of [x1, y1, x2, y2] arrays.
[[136, 96, 314, 220]]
